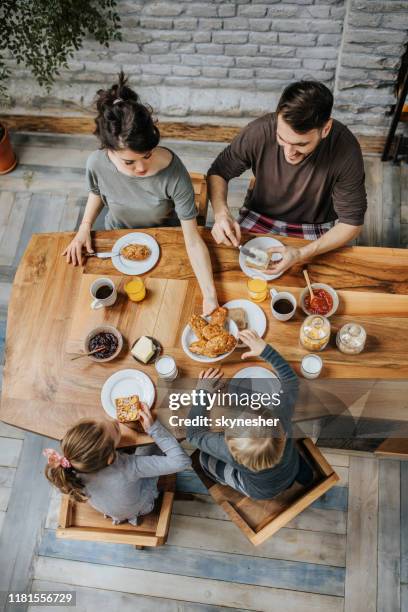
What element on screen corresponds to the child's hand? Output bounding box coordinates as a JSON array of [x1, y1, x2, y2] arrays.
[[197, 367, 224, 392], [138, 402, 155, 432], [239, 330, 267, 359]]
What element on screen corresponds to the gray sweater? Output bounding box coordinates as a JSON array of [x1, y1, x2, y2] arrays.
[[86, 148, 197, 230], [80, 421, 191, 525], [186, 344, 300, 500]]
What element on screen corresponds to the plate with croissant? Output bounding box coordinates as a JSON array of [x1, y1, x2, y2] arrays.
[[182, 307, 239, 363], [111, 232, 160, 275]]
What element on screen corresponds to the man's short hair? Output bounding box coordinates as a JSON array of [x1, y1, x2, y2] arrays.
[[276, 81, 333, 133]]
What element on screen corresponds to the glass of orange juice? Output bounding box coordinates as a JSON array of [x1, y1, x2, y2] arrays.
[[247, 277, 268, 302], [124, 277, 146, 302]]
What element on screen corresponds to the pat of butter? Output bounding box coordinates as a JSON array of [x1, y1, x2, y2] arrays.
[[132, 336, 155, 363]]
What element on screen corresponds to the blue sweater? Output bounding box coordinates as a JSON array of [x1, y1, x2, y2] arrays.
[[186, 344, 300, 499]]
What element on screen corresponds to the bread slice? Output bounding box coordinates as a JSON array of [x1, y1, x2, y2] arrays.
[[245, 248, 273, 271], [115, 395, 141, 422], [228, 307, 247, 331]]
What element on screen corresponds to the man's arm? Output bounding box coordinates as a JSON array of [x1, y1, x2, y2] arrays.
[[207, 121, 259, 247], [207, 175, 241, 247], [267, 222, 362, 276]]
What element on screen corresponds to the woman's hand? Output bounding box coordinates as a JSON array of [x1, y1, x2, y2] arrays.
[[202, 296, 219, 317], [62, 223, 94, 266], [239, 330, 267, 360], [138, 402, 155, 432]]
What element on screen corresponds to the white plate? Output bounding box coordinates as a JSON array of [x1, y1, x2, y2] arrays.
[[223, 299, 267, 338], [181, 318, 239, 363], [111, 232, 160, 275], [239, 236, 284, 281], [232, 366, 277, 379], [101, 369, 155, 418]]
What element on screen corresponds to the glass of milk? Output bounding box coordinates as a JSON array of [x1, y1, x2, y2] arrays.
[[301, 354, 323, 379], [155, 355, 178, 381]]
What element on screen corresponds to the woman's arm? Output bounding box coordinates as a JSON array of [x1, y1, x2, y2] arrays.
[[181, 218, 219, 316], [62, 192, 104, 266]]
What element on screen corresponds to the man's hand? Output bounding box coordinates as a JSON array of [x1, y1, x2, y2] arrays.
[[239, 330, 267, 360], [267, 245, 303, 276], [211, 212, 241, 247]]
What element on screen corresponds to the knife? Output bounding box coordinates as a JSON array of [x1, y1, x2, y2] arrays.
[[239, 245, 253, 257], [85, 252, 115, 259]]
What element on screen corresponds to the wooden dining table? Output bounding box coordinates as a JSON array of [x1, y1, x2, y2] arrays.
[[1, 227, 408, 453]]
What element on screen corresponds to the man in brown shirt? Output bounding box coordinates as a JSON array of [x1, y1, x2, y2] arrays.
[[207, 81, 367, 275]]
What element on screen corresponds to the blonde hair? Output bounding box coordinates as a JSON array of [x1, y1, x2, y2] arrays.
[[44, 419, 116, 502], [226, 420, 286, 472]]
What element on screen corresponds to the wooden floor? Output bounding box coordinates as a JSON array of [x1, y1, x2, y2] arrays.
[[0, 132, 407, 611]]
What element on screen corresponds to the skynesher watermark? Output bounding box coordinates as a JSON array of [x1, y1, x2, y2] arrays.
[[168, 389, 282, 411]]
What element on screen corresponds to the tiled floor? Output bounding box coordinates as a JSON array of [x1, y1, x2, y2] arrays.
[[0, 133, 407, 612]]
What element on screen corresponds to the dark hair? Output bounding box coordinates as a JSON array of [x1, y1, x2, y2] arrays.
[[94, 71, 160, 152], [276, 81, 333, 133]]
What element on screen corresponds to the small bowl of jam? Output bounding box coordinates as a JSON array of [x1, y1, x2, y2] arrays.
[[84, 325, 123, 362], [300, 283, 339, 318]]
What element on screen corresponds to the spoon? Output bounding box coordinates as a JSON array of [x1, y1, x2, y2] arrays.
[[70, 347, 105, 361], [303, 269, 315, 302]]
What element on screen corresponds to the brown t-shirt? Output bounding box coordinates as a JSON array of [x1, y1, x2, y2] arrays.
[[208, 114, 367, 226]]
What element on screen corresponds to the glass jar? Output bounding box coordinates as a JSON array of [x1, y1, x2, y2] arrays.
[[300, 315, 331, 352], [336, 322, 366, 355]]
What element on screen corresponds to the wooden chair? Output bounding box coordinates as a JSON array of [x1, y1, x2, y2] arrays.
[[192, 439, 339, 546], [189, 172, 208, 226], [56, 474, 176, 549]]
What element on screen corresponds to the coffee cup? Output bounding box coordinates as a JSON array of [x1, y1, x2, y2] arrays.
[[270, 288, 297, 321], [90, 278, 117, 310]]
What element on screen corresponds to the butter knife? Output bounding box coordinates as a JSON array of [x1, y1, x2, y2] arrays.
[[85, 251, 115, 259]]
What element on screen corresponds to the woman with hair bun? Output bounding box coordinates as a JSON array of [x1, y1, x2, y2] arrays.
[[63, 72, 218, 314]]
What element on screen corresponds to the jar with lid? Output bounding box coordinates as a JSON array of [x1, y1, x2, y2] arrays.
[[300, 315, 331, 352], [336, 322, 366, 355]]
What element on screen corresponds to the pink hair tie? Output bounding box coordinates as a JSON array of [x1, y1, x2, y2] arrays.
[[43, 448, 71, 469]]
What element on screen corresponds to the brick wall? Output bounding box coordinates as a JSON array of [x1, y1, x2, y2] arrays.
[[5, 0, 408, 134]]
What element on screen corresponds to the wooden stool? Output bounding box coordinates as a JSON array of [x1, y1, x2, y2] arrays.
[[189, 172, 208, 226], [56, 474, 176, 549], [192, 439, 339, 546]]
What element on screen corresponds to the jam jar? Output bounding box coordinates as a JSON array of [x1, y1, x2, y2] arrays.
[[336, 322, 366, 355], [300, 315, 331, 352]]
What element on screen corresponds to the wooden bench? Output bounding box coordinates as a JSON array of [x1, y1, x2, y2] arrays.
[[190, 172, 208, 226], [192, 439, 339, 546], [56, 474, 176, 548]]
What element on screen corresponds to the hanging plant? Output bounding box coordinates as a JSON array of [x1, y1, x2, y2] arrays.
[[0, 0, 122, 101]]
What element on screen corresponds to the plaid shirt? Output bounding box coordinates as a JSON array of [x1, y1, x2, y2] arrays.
[[238, 206, 336, 240]]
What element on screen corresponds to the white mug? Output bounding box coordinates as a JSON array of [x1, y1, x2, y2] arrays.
[[90, 278, 117, 310], [270, 288, 297, 321]]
